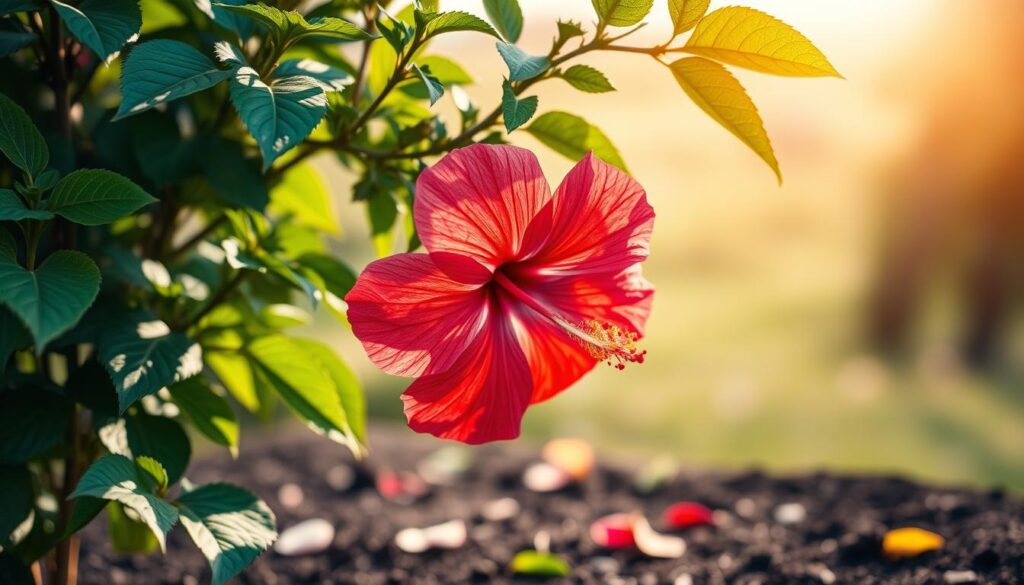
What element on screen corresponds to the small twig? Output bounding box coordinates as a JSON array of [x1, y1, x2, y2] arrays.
[[180, 270, 248, 331], [167, 213, 227, 261]]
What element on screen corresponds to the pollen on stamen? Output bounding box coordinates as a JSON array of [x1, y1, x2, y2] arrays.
[[569, 319, 647, 370]]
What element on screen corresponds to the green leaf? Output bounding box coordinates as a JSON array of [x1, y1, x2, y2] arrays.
[[525, 111, 628, 172], [556, 19, 584, 44], [0, 30, 35, 59], [0, 92, 48, 178], [47, 169, 156, 225], [560, 64, 614, 93], [0, 552, 32, 585], [295, 252, 355, 299], [294, 338, 366, 451], [669, 57, 781, 182], [176, 482, 276, 585], [511, 550, 572, 577], [206, 350, 261, 414], [49, 0, 142, 62], [683, 6, 841, 77], [496, 42, 549, 82], [63, 497, 106, 539], [668, 0, 709, 35], [0, 250, 100, 349], [411, 63, 444, 106], [268, 162, 338, 234], [591, 0, 653, 27], [501, 80, 537, 133], [194, 0, 254, 38], [97, 313, 202, 413], [0, 388, 72, 464], [125, 414, 191, 485], [135, 456, 168, 492], [0, 189, 53, 221], [0, 306, 31, 366], [106, 501, 159, 554], [483, 0, 522, 43], [114, 40, 232, 120], [0, 1, 40, 15], [367, 191, 397, 258], [169, 378, 239, 452], [273, 59, 352, 91], [246, 335, 351, 446], [197, 135, 268, 211], [69, 454, 178, 551], [229, 68, 328, 170], [0, 465, 33, 542], [214, 3, 373, 43], [423, 11, 499, 39]]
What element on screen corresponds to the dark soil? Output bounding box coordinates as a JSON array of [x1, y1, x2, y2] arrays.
[[78, 428, 1024, 584]]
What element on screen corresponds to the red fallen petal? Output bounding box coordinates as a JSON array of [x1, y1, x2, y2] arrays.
[[376, 470, 428, 502], [664, 502, 715, 529], [414, 144, 553, 270], [590, 513, 637, 549]]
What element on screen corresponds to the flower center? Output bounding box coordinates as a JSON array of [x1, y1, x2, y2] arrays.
[[492, 269, 646, 370]]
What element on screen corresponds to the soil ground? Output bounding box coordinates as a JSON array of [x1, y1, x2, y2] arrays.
[[78, 429, 1024, 584]]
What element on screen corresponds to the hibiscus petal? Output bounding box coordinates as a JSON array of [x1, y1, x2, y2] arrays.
[[402, 296, 533, 444], [515, 266, 654, 403], [532, 152, 654, 275], [345, 253, 488, 377], [414, 144, 552, 270]]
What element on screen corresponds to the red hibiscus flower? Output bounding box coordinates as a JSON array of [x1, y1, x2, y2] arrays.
[[345, 144, 654, 444]]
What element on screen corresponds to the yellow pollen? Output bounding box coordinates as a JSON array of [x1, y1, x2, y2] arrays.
[[559, 318, 647, 370]]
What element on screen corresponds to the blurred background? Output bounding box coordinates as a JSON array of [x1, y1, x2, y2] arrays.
[[302, 0, 1024, 490]]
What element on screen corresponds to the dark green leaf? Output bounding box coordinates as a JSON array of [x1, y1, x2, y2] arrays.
[[668, 0, 709, 35], [194, 0, 254, 38], [114, 39, 232, 120], [367, 191, 397, 257], [0, 250, 100, 349], [273, 59, 352, 91], [214, 3, 373, 43], [0, 388, 72, 464], [511, 550, 572, 577], [0, 29, 34, 58], [296, 252, 355, 299], [501, 80, 537, 133], [176, 482, 276, 585], [47, 169, 156, 225], [129, 112, 197, 187], [496, 42, 548, 81], [0, 306, 31, 367], [0, 552, 32, 585], [561, 64, 615, 93], [197, 135, 268, 211], [126, 414, 191, 485], [106, 501, 159, 554], [0, 1, 40, 15], [49, 0, 142, 62], [169, 378, 239, 452], [69, 454, 178, 551], [97, 312, 202, 413], [64, 359, 118, 426], [0, 92, 48, 177], [0, 465, 33, 542], [63, 496, 106, 539], [411, 64, 444, 106], [525, 111, 628, 171], [483, 0, 522, 43], [423, 11, 499, 39], [229, 69, 327, 170], [0, 189, 52, 220], [246, 335, 351, 445], [591, 0, 653, 27]]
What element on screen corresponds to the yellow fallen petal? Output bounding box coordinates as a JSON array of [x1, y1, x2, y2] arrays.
[[542, 438, 595, 480], [882, 527, 945, 559]]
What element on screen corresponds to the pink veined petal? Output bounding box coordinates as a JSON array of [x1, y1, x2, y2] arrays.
[[345, 253, 489, 377], [414, 144, 553, 271], [514, 265, 654, 403], [401, 294, 533, 444], [529, 152, 655, 276]]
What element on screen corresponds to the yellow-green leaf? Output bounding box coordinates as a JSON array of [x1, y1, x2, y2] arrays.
[[683, 7, 841, 78], [668, 0, 709, 35], [669, 57, 780, 182]]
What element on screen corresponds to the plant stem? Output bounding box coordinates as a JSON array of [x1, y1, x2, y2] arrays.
[[53, 404, 82, 585], [180, 270, 247, 331], [168, 213, 227, 260], [48, 6, 70, 141]]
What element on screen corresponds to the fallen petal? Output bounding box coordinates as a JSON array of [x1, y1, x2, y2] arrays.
[[542, 438, 594, 480], [590, 513, 636, 549], [277, 482, 304, 509], [773, 502, 806, 525], [376, 470, 429, 502], [423, 519, 467, 549], [523, 462, 573, 493], [274, 519, 334, 556], [882, 527, 944, 559], [634, 515, 686, 559], [664, 502, 714, 529], [481, 497, 520, 521], [394, 528, 430, 554]]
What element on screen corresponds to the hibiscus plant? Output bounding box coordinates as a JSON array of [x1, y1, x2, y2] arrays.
[[0, 0, 836, 583]]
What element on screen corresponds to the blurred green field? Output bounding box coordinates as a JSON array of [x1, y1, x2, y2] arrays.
[[295, 0, 1024, 492]]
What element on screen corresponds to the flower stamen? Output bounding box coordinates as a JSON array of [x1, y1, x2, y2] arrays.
[[555, 317, 646, 370]]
